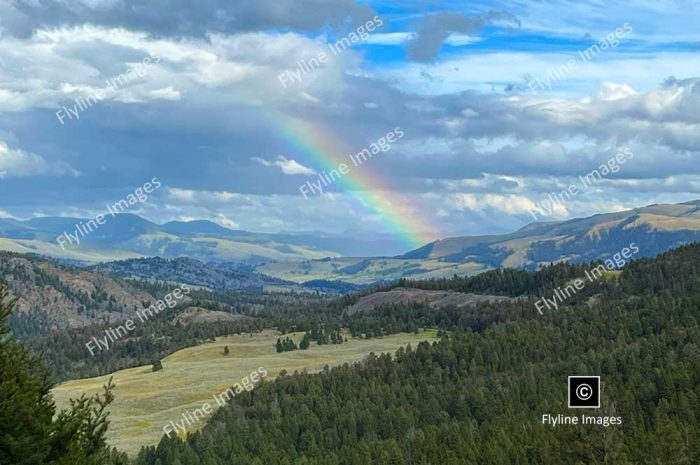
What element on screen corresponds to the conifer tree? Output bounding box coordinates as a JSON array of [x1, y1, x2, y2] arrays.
[[151, 359, 163, 372], [300, 332, 311, 350], [0, 283, 124, 465]]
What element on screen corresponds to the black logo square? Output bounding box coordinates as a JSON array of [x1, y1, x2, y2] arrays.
[[568, 376, 600, 408]]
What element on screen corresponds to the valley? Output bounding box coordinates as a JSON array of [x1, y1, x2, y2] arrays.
[[3, 201, 700, 288], [3, 6, 696, 463], [3, 201, 700, 464], [5, 237, 700, 464]]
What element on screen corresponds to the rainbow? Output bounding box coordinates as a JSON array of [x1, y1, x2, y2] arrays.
[[269, 111, 437, 249]]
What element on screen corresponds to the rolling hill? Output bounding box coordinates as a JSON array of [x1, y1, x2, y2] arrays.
[[0, 214, 341, 263], [344, 287, 515, 315], [403, 199, 700, 264], [0, 251, 159, 330], [258, 200, 700, 283], [0, 214, 411, 263], [4, 200, 700, 286]]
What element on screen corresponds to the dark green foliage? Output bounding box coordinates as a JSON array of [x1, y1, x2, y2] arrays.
[[285, 337, 297, 351], [8, 271, 328, 382], [299, 332, 311, 350], [151, 359, 163, 372], [134, 243, 700, 465], [223, 345, 230, 356], [89, 257, 288, 291], [401, 261, 586, 296], [276, 337, 298, 352], [305, 324, 343, 346], [0, 283, 125, 465], [17, 303, 266, 382]]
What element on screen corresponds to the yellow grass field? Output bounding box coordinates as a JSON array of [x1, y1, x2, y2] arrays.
[[52, 330, 439, 456]]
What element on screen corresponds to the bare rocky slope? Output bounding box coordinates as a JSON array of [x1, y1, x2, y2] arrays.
[[0, 251, 156, 329]]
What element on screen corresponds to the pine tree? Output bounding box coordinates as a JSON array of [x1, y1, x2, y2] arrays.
[[0, 283, 122, 465], [151, 359, 163, 372], [283, 337, 297, 351], [300, 332, 311, 350]]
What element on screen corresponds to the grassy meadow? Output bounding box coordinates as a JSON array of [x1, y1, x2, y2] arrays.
[[52, 329, 439, 456]]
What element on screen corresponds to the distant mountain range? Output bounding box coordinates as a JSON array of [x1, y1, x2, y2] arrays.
[[258, 200, 700, 283], [2, 200, 700, 285], [4, 200, 700, 331], [0, 214, 403, 263]]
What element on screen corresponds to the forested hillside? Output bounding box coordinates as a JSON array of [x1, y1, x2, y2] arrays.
[[136, 243, 700, 464], [0, 251, 156, 331], [18, 285, 328, 382], [89, 257, 291, 290]]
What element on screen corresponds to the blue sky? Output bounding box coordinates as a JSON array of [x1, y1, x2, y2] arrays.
[[1, 0, 700, 251]]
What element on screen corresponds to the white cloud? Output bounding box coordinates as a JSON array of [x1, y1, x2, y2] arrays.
[[214, 213, 240, 229], [0, 141, 78, 178], [253, 156, 316, 175], [374, 51, 700, 97], [0, 26, 357, 112], [365, 32, 481, 47], [365, 32, 414, 45], [167, 188, 249, 206], [453, 193, 540, 216], [149, 86, 181, 100], [597, 81, 637, 101], [444, 34, 482, 46]]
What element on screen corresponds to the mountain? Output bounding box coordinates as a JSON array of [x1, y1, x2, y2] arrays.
[[0, 214, 341, 263], [4, 200, 700, 285], [1, 250, 343, 334], [404, 199, 700, 264], [0, 214, 415, 263], [258, 200, 700, 284]]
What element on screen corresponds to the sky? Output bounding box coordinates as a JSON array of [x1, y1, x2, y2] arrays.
[[1, 0, 700, 251]]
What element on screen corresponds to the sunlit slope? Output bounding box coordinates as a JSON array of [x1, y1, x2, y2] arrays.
[[259, 200, 700, 283], [52, 330, 439, 456], [411, 201, 700, 265], [257, 257, 488, 284]]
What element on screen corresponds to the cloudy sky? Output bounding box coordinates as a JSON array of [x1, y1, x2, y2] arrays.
[[1, 0, 699, 251]]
